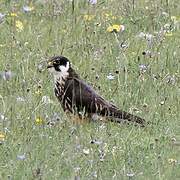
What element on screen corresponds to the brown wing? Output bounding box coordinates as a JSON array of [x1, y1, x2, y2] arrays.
[[63, 77, 118, 115], [63, 77, 145, 125]]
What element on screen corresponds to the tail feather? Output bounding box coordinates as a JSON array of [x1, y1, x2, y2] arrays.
[[108, 108, 145, 126]]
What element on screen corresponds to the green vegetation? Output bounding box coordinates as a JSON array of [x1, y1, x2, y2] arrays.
[[0, 0, 179, 179]]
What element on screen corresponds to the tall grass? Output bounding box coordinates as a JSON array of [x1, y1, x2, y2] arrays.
[[0, 0, 179, 179]]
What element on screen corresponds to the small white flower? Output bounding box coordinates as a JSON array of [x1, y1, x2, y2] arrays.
[[0, 13, 5, 18], [145, 34, 154, 48], [120, 25, 125, 32], [16, 96, 25, 102], [165, 75, 176, 85], [0, 114, 5, 120], [126, 173, 135, 177], [17, 154, 26, 160], [42, 96, 53, 104], [137, 32, 146, 38], [145, 33, 154, 41], [90, 139, 103, 145], [164, 23, 171, 31], [137, 32, 154, 48], [0, 70, 15, 81], [107, 73, 115, 80], [112, 146, 117, 155], [99, 150, 105, 162], [23, 5, 34, 13], [160, 101, 165, 105], [0, 13, 5, 24], [162, 12, 169, 17], [91, 171, 97, 178], [83, 148, 90, 155], [4, 127, 10, 133], [74, 167, 80, 173], [88, 0, 97, 5], [139, 64, 148, 73]]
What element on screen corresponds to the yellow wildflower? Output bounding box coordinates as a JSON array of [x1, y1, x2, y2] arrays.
[[111, 16, 117, 20], [165, 32, 173, 37], [84, 15, 95, 21], [107, 24, 125, 33], [35, 89, 42, 95], [102, 12, 111, 20], [15, 20, 24, 32], [102, 12, 119, 20], [171, 16, 177, 21], [35, 117, 44, 125], [0, 132, 5, 141], [170, 16, 180, 24], [30, 6, 35, 11], [106, 26, 114, 32], [105, 13, 110, 17], [10, 12, 18, 17], [112, 24, 121, 31]]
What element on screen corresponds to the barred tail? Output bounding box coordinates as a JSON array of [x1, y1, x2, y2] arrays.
[[108, 108, 145, 126]]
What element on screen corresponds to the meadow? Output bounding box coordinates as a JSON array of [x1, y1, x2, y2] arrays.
[[0, 0, 179, 179]]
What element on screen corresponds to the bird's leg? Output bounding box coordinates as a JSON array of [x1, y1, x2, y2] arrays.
[[66, 112, 90, 125]]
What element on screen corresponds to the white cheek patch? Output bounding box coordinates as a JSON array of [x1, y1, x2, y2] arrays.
[[48, 62, 70, 83], [59, 62, 69, 74]]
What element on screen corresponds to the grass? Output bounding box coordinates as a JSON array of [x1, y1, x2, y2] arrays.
[[0, 0, 179, 179]]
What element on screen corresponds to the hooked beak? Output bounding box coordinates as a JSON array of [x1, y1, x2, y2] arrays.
[[47, 61, 53, 69]]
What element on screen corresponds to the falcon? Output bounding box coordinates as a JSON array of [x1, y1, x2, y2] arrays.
[[47, 56, 145, 126]]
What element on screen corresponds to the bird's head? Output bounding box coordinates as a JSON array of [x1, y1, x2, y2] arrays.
[[47, 56, 70, 81]]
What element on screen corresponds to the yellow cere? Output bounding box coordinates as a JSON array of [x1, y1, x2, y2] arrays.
[[48, 61, 53, 66]]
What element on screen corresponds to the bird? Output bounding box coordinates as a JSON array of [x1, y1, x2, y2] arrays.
[[47, 56, 145, 126]]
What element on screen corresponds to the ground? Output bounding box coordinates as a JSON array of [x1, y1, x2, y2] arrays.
[[0, 0, 179, 179]]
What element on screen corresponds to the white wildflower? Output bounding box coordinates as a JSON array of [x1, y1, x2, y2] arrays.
[[16, 96, 25, 102], [83, 148, 90, 155], [88, 0, 97, 5], [126, 173, 135, 177], [0, 13, 5, 24], [17, 154, 26, 160], [107, 73, 115, 80], [139, 64, 148, 73], [42, 96, 53, 104]]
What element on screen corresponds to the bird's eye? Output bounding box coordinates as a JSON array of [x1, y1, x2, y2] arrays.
[[53, 61, 59, 65]]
